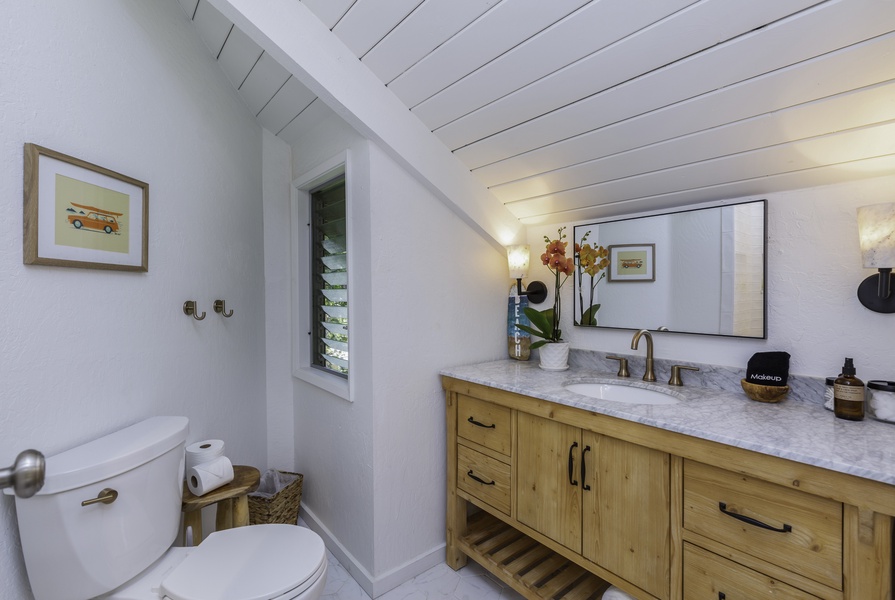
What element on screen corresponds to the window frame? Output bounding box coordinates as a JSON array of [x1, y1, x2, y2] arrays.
[[292, 152, 351, 401]]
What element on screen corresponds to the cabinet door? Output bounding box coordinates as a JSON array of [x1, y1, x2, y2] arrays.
[[516, 412, 582, 553], [582, 432, 671, 600]]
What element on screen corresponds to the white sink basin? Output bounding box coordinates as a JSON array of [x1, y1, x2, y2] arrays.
[[563, 382, 680, 405]]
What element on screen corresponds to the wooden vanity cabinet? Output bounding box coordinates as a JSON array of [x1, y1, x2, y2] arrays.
[[444, 377, 894, 600]]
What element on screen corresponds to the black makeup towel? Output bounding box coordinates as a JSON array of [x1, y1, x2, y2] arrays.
[[746, 351, 790, 386]]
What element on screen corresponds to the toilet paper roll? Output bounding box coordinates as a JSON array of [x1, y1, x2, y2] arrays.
[[602, 586, 636, 600], [186, 455, 234, 496], [185, 439, 225, 472]]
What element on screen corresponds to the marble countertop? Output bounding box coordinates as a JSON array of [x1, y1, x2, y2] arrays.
[[441, 359, 895, 486]]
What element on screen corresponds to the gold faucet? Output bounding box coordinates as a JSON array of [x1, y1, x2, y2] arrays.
[[631, 329, 656, 382]]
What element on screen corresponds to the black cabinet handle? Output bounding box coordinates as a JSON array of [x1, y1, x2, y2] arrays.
[[581, 445, 591, 491], [467, 416, 496, 429], [467, 470, 495, 486], [568, 442, 579, 486], [718, 502, 792, 533], [718, 593, 726, 600]]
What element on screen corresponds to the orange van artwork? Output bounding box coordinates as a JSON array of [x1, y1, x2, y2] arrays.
[[620, 258, 643, 269], [66, 202, 122, 234]]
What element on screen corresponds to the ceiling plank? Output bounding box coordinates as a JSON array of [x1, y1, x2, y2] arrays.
[[192, 0, 233, 58], [301, 0, 356, 29], [178, 0, 199, 19], [436, 0, 827, 150], [257, 77, 317, 134], [474, 33, 895, 187], [491, 82, 895, 202], [412, 0, 698, 131], [334, 0, 423, 58], [217, 24, 263, 89], [237, 52, 290, 115], [388, 0, 591, 108], [278, 100, 342, 147], [208, 0, 524, 249], [507, 123, 895, 219], [361, 0, 501, 84], [452, 0, 895, 167], [525, 155, 895, 225]]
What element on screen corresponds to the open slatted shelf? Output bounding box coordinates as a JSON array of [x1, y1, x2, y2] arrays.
[[458, 511, 612, 600]]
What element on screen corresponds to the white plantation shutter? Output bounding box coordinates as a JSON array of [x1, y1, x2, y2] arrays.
[[310, 175, 348, 376]]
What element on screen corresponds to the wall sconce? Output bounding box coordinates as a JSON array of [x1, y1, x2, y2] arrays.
[[506, 245, 547, 304], [857, 202, 895, 313]]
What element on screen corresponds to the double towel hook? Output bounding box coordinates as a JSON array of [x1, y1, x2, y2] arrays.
[[183, 300, 235, 320]]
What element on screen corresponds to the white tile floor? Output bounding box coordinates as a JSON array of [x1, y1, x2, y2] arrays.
[[320, 550, 526, 600]]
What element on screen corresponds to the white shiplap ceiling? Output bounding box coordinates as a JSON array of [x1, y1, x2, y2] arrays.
[[181, 0, 895, 225]]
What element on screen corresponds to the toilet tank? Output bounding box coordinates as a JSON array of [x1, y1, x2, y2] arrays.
[[12, 417, 189, 600]]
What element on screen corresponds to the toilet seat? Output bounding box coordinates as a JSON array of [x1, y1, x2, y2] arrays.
[[159, 525, 326, 600]]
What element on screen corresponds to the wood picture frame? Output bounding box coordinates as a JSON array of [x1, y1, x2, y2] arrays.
[[23, 143, 148, 271], [607, 243, 655, 282]]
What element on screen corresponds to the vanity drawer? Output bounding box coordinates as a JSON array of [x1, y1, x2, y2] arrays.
[[684, 543, 821, 599], [683, 460, 842, 589], [458, 444, 511, 514], [457, 395, 512, 456]]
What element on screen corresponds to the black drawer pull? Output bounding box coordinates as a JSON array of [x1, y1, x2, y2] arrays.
[[568, 442, 579, 486], [467, 416, 496, 429], [718, 502, 792, 533], [719, 593, 726, 600], [467, 470, 495, 486]]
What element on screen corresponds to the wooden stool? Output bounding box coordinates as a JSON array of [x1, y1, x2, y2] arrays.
[[181, 465, 260, 545]]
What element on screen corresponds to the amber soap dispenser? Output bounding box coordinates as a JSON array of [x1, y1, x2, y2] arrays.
[[834, 357, 865, 421]]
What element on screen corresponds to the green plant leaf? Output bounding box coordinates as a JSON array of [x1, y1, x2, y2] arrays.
[[515, 323, 545, 338], [581, 304, 601, 326], [530, 339, 548, 350], [523, 307, 552, 337]]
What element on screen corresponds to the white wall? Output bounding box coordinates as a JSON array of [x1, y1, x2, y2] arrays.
[[263, 129, 296, 470], [0, 2, 269, 598], [531, 174, 895, 381], [268, 105, 508, 595], [367, 144, 508, 578]]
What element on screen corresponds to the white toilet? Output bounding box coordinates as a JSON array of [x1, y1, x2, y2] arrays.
[[8, 417, 328, 600]]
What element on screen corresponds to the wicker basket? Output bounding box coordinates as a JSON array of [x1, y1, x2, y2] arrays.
[[247, 470, 303, 525]]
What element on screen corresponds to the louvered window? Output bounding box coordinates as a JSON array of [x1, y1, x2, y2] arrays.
[[310, 175, 348, 377]]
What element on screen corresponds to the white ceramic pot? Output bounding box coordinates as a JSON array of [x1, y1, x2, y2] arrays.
[[539, 342, 570, 371]]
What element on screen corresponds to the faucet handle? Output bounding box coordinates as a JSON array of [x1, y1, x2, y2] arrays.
[[669, 365, 699, 386], [606, 355, 630, 378]]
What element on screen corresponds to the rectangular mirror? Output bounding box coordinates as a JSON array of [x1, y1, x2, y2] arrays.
[[573, 199, 767, 338]]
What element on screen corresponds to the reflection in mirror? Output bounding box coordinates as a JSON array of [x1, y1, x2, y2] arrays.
[[573, 200, 766, 338]]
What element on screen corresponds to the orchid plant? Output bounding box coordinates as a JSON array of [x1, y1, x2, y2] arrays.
[[515, 227, 574, 349], [574, 230, 610, 326]]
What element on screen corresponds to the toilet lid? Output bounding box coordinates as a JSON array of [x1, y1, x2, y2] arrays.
[[160, 525, 326, 600]]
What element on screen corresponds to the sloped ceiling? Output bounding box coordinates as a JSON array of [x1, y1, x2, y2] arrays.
[[181, 0, 895, 226]]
